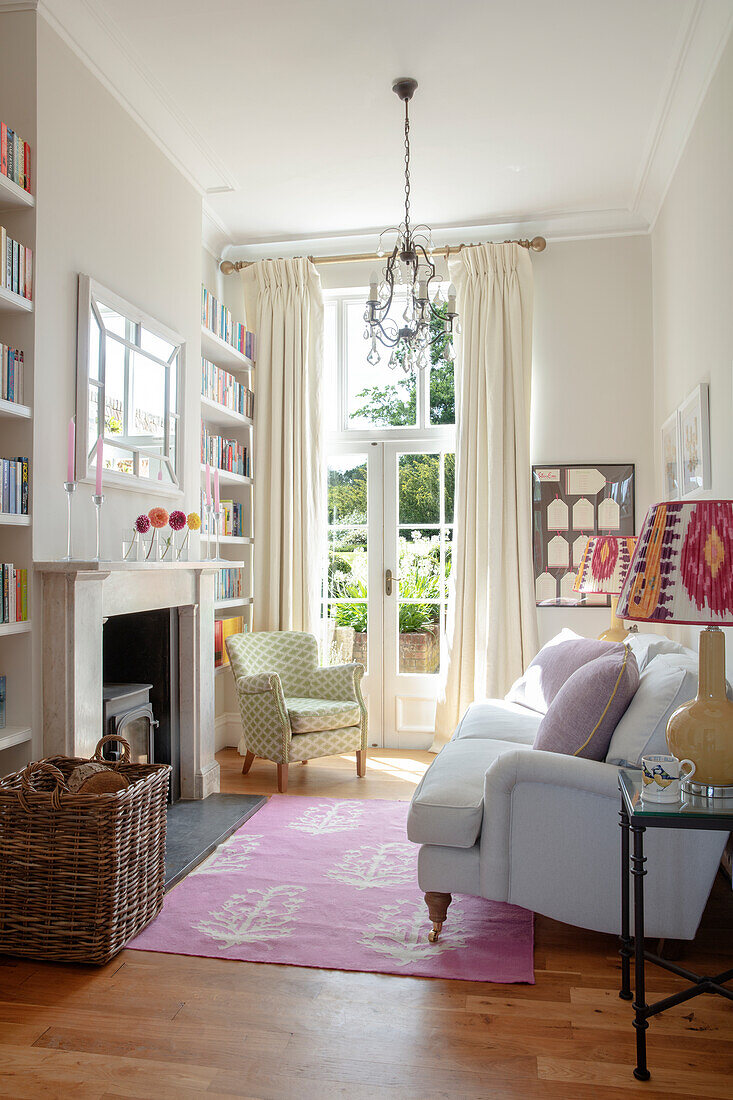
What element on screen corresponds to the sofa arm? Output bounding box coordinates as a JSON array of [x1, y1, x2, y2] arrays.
[[478, 749, 727, 940]]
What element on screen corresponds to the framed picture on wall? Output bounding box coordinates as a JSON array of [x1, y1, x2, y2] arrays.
[[661, 411, 681, 500], [679, 383, 711, 497], [531, 463, 635, 607]]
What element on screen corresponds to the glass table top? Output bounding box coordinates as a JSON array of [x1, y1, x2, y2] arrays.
[[619, 768, 733, 827]]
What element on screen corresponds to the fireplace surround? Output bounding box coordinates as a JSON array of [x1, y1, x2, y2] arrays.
[[36, 561, 218, 799]]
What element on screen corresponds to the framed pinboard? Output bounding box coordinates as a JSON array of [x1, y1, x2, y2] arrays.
[[531, 463, 635, 607]]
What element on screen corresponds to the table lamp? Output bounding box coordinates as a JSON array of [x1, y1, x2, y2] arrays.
[[573, 535, 638, 642], [617, 500, 733, 798]]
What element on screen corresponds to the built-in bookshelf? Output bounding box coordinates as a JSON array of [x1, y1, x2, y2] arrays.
[[0, 28, 37, 769], [200, 284, 255, 670]]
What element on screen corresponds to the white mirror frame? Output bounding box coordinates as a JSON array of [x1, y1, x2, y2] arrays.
[[76, 274, 185, 495]]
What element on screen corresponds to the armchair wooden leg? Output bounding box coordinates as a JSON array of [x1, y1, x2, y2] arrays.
[[241, 751, 255, 775], [425, 891, 452, 943], [356, 749, 367, 777], [277, 763, 288, 793]]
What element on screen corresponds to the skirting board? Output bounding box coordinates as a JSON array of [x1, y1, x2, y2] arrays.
[[215, 711, 240, 752]]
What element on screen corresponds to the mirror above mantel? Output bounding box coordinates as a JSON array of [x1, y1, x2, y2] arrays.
[[76, 274, 185, 494]]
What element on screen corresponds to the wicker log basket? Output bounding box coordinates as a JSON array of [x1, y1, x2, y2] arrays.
[[0, 735, 171, 965]]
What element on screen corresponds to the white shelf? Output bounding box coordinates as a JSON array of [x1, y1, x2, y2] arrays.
[[0, 398, 31, 420], [0, 174, 34, 211], [200, 463, 252, 487], [201, 534, 253, 546], [0, 285, 33, 313], [0, 513, 30, 526], [214, 664, 233, 678], [201, 326, 254, 372], [0, 620, 31, 637], [0, 725, 32, 751], [215, 596, 254, 611], [200, 396, 253, 431]]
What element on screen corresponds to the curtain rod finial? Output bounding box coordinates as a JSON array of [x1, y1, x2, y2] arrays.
[[529, 237, 547, 252], [220, 259, 238, 275]]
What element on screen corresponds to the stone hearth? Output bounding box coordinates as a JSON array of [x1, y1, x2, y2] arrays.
[[35, 561, 219, 799]]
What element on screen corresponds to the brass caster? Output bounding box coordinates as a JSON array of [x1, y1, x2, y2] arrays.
[[428, 923, 442, 943]]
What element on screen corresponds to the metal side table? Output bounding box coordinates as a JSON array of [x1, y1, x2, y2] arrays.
[[618, 768, 733, 1081]]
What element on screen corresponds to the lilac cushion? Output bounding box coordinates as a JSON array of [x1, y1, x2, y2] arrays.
[[506, 630, 622, 715], [533, 647, 640, 760]]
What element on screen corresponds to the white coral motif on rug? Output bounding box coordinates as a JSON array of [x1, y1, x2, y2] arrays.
[[195, 885, 306, 950], [360, 899, 469, 966], [191, 834, 263, 876], [326, 843, 416, 890], [287, 801, 366, 835]]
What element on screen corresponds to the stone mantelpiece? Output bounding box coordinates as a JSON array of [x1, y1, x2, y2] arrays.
[[36, 561, 219, 799]]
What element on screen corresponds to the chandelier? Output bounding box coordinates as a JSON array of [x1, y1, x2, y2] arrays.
[[364, 78, 458, 374]]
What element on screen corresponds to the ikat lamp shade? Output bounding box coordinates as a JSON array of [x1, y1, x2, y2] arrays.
[[573, 536, 638, 642], [616, 500, 733, 797]]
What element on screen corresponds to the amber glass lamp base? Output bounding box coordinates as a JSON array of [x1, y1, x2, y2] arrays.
[[598, 596, 631, 643], [666, 626, 733, 798]]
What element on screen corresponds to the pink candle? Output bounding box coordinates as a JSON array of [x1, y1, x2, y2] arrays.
[[95, 434, 103, 495], [214, 468, 220, 512], [205, 462, 212, 507], [67, 418, 75, 484]]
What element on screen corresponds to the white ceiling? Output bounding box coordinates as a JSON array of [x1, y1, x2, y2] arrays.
[[40, 0, 733, 254]]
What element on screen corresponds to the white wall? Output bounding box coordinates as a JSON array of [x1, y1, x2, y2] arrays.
[[319, 239, 655, 647], [651, 32, 733, 672], [34, 20, 203, 562], [532, 236, 654, 643]]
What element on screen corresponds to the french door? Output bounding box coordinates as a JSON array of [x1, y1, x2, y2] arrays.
[[323, 438, 454, 748]]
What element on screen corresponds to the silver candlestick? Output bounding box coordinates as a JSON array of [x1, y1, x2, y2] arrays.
[[205, 503, 215, 560], [61, 481, 77, 561], [92, 493, 105, 561]]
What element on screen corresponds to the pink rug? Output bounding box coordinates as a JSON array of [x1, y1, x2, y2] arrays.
[[129, 796, 534, 983]]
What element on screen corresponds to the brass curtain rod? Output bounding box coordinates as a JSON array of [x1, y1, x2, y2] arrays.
[[219, 236, 547, 274]]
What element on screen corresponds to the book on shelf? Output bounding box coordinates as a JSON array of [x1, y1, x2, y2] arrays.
[[215, 616, 245, 668], [220, 500, 245, 537], [1, 344, 24, 403], [0, 674, 5, 729], [0, 226, 33, 299], [1, 564, 28, 624], [1, 457, 29, 515], [201, 358, 254, 418], [201, 285, 255, 360], [214, 567, 244, 602], [201, 424, 250, 478], [0, 123, 31, 193]]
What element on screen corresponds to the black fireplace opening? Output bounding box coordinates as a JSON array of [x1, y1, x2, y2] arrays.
[[103, 608, 181, 802]]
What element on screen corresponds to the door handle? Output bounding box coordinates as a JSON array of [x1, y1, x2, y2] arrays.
[[385, 569, 400, 596]]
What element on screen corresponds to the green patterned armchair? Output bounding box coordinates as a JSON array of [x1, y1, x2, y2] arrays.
[[225, 631, 368, 792]]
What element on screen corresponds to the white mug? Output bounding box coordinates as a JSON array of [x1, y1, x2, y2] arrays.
[[641, 753, 696, 803]]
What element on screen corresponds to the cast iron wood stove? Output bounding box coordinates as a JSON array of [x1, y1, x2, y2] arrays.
[[102, 683, 158, 764]]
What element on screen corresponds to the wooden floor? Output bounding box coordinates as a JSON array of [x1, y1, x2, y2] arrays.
[[1, 747, 732, 1099]]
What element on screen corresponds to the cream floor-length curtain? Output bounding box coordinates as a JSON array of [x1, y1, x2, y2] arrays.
[[433, 242, 538, 750], [243, 258, 324, 633]]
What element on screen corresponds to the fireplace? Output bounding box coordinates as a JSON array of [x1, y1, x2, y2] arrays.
[[37, 561, 218, 799]]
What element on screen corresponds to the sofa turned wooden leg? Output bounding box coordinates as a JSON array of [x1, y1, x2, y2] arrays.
[[277, 763, 288, 793], [241, 751, 255, 775], [356, 749, 367, 777], [425, 891, 452, 943]]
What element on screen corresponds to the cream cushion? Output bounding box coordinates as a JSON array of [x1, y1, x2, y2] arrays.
[[285, 697, 361, 733], [453, 699, 542, 744], [605, 653, 698, 767]]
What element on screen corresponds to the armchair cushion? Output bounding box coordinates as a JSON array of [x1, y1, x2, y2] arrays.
[[285, 697, 361, 733], [310, 662, 363, 702]]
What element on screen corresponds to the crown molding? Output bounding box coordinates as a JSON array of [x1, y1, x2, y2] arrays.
[[0, 2, 38, 11], [631, 0, 733, 229], [37, 0, 239, 198], [223, 207, 650, 262]]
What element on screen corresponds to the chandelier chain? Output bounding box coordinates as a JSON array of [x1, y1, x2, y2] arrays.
[[403, 99, 411, 235]]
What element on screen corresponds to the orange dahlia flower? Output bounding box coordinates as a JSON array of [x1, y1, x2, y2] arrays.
[[148, 507, 169, 529]]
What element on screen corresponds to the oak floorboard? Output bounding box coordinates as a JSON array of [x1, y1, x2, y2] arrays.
[[0, 747, 731, 1099]]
